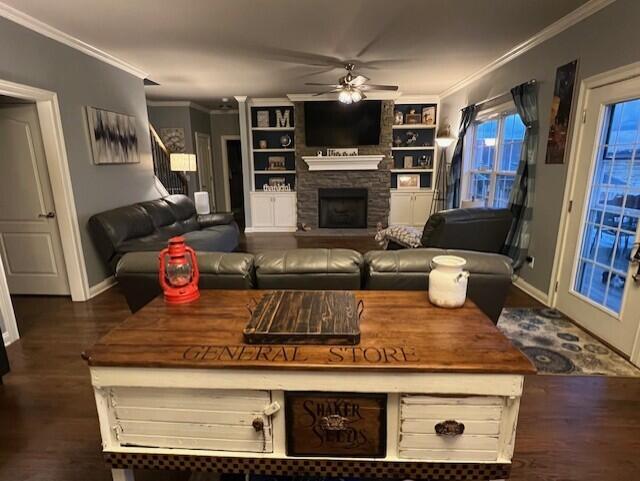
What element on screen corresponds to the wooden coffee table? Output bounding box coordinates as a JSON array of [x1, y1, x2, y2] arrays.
[[85, 290, 534, 481]]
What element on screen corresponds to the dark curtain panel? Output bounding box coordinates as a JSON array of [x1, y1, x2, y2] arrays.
[[503, 81, 539, 269], [446, 104, 477, 209]]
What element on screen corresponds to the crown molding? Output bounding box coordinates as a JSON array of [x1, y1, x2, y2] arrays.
[[0, 2, 148, 79], [439, 0, 617, 99]]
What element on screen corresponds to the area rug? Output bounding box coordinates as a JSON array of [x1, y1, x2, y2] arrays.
[[497, 308, 640, 377]]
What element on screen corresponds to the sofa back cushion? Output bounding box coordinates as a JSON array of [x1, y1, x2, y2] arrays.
[[88, 204, 155, 267], [254, 248, 363, 290], [139, 199, 185, 237], [421, 208, 513, 253], [164, 194, 199, 232]]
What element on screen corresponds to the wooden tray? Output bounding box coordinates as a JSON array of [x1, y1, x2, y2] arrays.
[[243, 290, 362, 345]]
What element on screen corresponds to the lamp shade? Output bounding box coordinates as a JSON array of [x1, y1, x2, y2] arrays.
[[435, 125, 456, 148], [170, 153, 197, 172]]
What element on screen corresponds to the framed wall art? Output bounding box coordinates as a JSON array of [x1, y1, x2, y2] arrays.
[[86, 106, 139, 165]]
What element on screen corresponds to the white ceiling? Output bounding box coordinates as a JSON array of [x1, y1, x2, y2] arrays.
[[3, 0, 590, 106]]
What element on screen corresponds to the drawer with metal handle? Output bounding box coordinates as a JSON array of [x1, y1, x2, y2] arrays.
[[399, 395, 513, 462]]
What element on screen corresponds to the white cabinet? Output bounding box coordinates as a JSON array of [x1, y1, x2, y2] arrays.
[[248, 192, 297, 232], [389, 191, 433, 226]]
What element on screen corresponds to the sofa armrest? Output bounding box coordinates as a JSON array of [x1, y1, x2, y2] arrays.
[[197, 212, 235, 228]]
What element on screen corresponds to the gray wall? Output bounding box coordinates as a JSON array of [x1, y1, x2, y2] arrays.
[[0, 17, 158, 288], [439, 0, 640, 295], [210, 112, 240, 210]]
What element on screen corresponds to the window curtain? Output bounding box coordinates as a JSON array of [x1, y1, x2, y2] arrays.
[[446, 104, 477, 209], [503, 81, 538, 269]]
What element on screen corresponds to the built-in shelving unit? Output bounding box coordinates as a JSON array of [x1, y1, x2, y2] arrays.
[[390, 98, 439, 191], [249, 101, 296, 192]]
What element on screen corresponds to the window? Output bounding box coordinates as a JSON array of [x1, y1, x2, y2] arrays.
[[466, 110, 525, 208]]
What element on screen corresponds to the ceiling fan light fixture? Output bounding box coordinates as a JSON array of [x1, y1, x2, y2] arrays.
[[338, 89, 353, 104], [350, 88, 363, 103]]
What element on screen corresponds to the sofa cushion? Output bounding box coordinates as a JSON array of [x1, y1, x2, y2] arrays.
[[254, 248, 363, 290], [184, 224, 239, 252], [198, 212, 235, 228]]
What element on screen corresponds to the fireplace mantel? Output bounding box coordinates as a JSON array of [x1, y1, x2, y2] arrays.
[[302, 155, 384, 171]]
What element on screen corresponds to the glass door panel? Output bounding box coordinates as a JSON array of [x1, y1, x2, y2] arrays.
[[574, 99, 640, 315]]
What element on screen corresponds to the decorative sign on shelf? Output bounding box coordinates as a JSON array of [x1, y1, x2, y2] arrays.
[[275, 109, 291, 127], [256, 110, 270, 128], [243, 290, 362, 345], [285, 392, 387, 458], [326, 148, 359, 157], [422, 106, 436, 126], [267, 156, 286, 170], [262, 183, 291, 192]]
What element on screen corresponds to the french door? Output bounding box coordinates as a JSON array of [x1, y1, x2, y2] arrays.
[[556, 75, 640, 362]]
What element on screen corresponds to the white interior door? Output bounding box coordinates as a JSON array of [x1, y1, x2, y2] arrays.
[[556, 76, 640, 362], [195, 132, 215, 210], [0, 104, 69, 295]]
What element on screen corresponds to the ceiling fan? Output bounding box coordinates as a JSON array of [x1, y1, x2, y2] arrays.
[[305, 63, 398, 104]]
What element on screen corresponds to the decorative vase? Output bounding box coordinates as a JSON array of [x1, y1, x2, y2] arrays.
[[428, 255, 469, 308]]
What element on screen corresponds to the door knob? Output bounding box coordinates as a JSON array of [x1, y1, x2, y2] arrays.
[[38, 212, 55, 219]]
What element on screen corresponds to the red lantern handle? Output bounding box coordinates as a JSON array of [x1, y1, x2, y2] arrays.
[[185, 246, 199, 285], [158, 247, 168, 290]]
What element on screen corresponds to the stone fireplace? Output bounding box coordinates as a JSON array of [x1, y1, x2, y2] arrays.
[[294, 101, 393, 229], [318, 188, 368, 228]]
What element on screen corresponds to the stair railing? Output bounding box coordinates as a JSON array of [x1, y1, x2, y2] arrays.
[[149, 125, 188, 195]]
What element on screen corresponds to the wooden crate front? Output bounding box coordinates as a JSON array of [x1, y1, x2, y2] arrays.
[[285, 392, 386, 458]]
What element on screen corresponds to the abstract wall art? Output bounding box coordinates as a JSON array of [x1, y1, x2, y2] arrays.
[[86, 106, 139, 165]]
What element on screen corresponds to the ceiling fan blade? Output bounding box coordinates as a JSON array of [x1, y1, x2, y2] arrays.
[[305, 82, 342, 87], [313, 89, 341, 96], [349, 75, 369, 87], [360, 84, 399, 91]]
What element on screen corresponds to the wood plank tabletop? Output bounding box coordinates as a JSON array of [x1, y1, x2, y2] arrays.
[[84, 290, 535, 374]]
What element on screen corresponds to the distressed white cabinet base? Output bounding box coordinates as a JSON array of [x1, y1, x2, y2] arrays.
[[246, 191, 297, 232], [86, 291, 534, 481]]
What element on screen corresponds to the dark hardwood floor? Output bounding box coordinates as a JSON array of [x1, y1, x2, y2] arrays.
[[0, 234, 638, 481]]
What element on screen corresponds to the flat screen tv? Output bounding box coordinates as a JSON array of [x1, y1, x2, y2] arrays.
[[304, 100, 381, 147]]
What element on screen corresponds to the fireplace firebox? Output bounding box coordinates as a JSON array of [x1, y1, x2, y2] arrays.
[[318, 188, 368, 229]]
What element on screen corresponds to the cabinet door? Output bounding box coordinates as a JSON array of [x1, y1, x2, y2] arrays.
[[250, 193, 274, 227], [273, 194, 297, 227], [389, 193, 414, 226], [412, 192, 434, 226]]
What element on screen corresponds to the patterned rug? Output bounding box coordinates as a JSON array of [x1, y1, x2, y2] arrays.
[[497, 308, 640, 377]]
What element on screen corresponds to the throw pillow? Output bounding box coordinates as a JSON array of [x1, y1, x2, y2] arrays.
[[375, 225, 423, 249]]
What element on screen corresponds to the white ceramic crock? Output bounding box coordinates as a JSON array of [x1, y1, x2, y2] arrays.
[[428, 255, 470, 308]]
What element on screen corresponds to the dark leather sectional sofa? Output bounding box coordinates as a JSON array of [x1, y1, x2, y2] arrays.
[[115, 247, 513, 324], [88, 194, 239, 273], [89, 197, 514, 325]]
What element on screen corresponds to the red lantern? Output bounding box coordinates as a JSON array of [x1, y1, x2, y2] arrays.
[[158, 236, 200, 304]]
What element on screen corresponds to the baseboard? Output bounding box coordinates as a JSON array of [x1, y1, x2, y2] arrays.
[[244, 226, 297, 233], [513, 276, 551, 306], [88, 276, 117, 299]]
